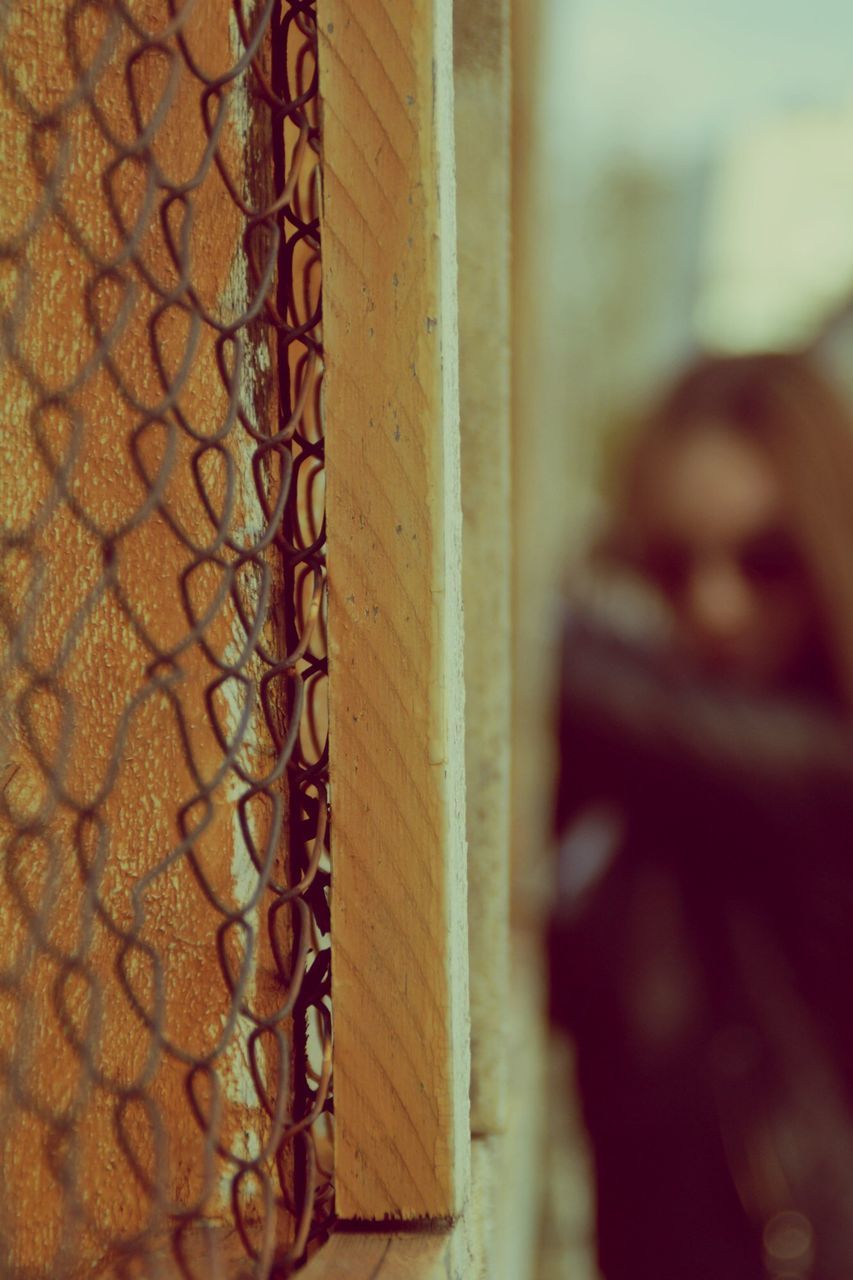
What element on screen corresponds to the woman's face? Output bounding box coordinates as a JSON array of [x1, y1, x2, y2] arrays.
[[641, 424, 817, 689]]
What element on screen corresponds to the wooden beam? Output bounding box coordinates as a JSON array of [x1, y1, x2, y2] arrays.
[[453, 0, 512, 1137], [318, 0, 469, 1219]]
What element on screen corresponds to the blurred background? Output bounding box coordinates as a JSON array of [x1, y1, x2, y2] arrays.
[[519, 0, 853, 553], [513, 3, 853, 1274]]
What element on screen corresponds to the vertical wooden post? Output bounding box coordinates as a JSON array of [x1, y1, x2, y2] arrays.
[[318, 0, 470, 1220], [454, 0, 512, 1138]]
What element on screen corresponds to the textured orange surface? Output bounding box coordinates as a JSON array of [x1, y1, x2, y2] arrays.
[[0, 2, 292, 1272]]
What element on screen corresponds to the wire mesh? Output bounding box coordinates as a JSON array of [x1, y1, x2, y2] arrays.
[[0, 0, 330, 1275]]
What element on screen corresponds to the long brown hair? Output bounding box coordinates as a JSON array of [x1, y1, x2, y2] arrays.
[[605, 353, 853, 711]]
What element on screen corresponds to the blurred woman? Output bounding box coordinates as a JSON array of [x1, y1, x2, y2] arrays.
[[549, 353, 853, 1280]]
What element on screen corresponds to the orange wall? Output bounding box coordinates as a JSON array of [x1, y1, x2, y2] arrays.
[[0, 2, 296, 1271]]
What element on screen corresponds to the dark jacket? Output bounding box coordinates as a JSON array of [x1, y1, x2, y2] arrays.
[[549, 610, 853, 1280]]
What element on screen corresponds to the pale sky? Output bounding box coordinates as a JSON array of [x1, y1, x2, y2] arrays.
[[562, 0, 853, 162]]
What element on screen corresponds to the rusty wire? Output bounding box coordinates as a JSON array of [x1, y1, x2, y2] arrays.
[[0, 0, 330, 1275]]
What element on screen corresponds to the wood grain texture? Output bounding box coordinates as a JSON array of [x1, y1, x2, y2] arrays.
[[454, 0, 512, 1137], [299, 1095, 549, 1280], [318, 0, 470, 1220]]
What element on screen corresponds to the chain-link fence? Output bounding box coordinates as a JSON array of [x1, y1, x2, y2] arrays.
[[0, 0, 330, 1274]]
